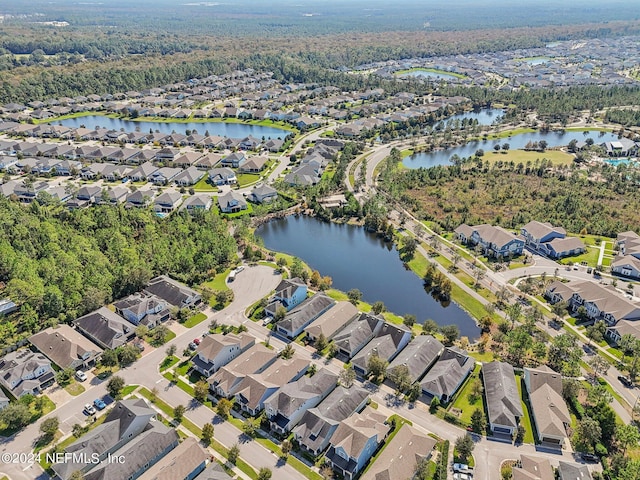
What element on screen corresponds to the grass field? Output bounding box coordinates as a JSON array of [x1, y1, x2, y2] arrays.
[[184, 312, 207, 328], [160, 355, 180, 372], [193, 175, 217, 192], [65, 382, 86, 396], [486, 149, 574, 165], [517, 376, 536, 444], [201, 268, 231, 292], [449, 365, 484, 427], [557, 245, 600, 266]]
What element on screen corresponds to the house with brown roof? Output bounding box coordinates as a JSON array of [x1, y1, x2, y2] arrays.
[[29, 324, 102, 370], [325, 407, 388, 480], [238, 156, 268, 173], [524, 366, 571, 446], [138, 437, 208, 480], [305, 301, 358, 342], [192, 333, 255, 377]]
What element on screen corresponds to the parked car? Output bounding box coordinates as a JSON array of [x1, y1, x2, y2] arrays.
[[75, 370, 87, 382], [84, 403, 96, 415], [133, 341, 145, 352], [193, 338, 201, 346], [580, 452, 599, 463], [453, 463, 470, 473], [93, 398, 107, 410], [618, 375, 633, 388], [235, 266, 245, 273], [453, 474, 472, 480], [188, 342, 198, 350]]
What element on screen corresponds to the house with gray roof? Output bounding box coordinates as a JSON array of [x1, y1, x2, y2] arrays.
[[265, 368, 338, 434], [294, 386, 369, 456], [174, 165, 205, 186], [275, 293, 335, 339], [265, 277, 307, 317], [305, 301, 358, 342], [386, 334, 444, 384], [74, 306, 134, 350], [218, 190, 247, 214], [524, 365, 571, 446], [325, 407, 388, 480], [193, 462, 232, 480], [181, 194, 214, 213], [0, 349, 54, 397], [209, 343, 278, 397], [138, 437, 208, 480], [351, 322, 412, 376], [192, 333, 255, 377], [128, 161, 158, 182], [220, 152, 246, 168], [153, 191, 183, 214], [144, 275, 201, 309], [247, 183, 278, 204], [360, 424, 437, 480], [113, 293, 170, 328], [482, 361, 523, 436], [420, 346, 473, 402], [29, 324, 102, 370], [455, 223, 524, 259], [234, 357, 309, 416], [513, 455, 554, 480], [52, 398, 159, 480], [207, 167, 236, 185], [520, 221, 566, 249], [150, 166, 182, 185], [333, 313, 384, 359], [557, 461, 593, 480]]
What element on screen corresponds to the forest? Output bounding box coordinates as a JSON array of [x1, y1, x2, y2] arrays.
[[379, 156, 640, 237], [0, 198, 237, 348]]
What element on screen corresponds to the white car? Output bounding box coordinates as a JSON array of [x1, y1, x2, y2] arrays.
[[453, 474, 472, 480], [83, 403, 96, 415], [75, 370, 87, 382]]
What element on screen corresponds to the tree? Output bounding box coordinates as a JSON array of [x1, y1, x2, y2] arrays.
[[616, 424, 640, 455], [40, 416, 59, 437], [422, 319, 439, 335], [151, 324, 170, 346], [315, 333, 328, 352], [0, 403, 31, 431], [340, 365, 356, 388], [372, 301, 385, 315], [440, 324, 459, 346], [117, 344, 139, 366], [506, 303, 522, 327], [388, 365, 412, 393], [320, 464, 334, 480], [166, 344, 177, 357], [588, 356, 609, 378], [228, 443, 240, 464], [72, 423, 87, 438], [402, 237, 418, 259], [174, 404, 185, 423], [502, 142, 510, 152], [429, 396, 441, 413], [403, 314, 416, 328], [194, 380, 209, 403], [100, 348, 119, 368], [468, 379, 484, 403], [56, 367, 75, 386], [216, 398, 232, 419], [470, 408, 486, 434], [493, 144, 501, 152], [257, 468, 273, 480], [574, 416, 602, 453], [107, 375, 125, 399], [135, 324, 149, 339], [515, 425, 526, 444], [201, 422, 215, 444], [367, 354, 388, 382], [280, 343, 295, 360], [242, 418, 259, 438], [347, 289, 362, 306], [274, 306, 287, 322], [455, 435, 475, 462], [281, 439, 292, 458]]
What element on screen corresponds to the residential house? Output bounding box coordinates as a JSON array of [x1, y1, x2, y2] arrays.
[[181, 194, 214, 213], [238, 156, 268, 173], [284, 164, 322, 186], [264, 278, 307, 317], [29, 324, 102, 370], [420, 346, 474, 402], [557, 461, 593, 480], [275, 293, 335, 339], [74, 307, 134, 350], [125, 188, 155, 208], [234, 357, 309, 416], [155, 147, 180, 162], [154, 191, 183, 214], [513, 455, 553, 480], [264, 368, 338, 434], [192, 333, 255, 377], [351, 322, 412, 376], [209, 343, 278, 397], [218, 191, 247, 214], [238, 136, 261, 150], [67, 185, 103, 209], [193, 463, 232, 480], [0, 393, 8, 410], [99, 186, 129, 205], [454, 223, 525, 259], [149, 166, 182, 185], [523, 366, 571, 446], [138, 437, 208, 480], [195, 153, 223, 170], [386, 334, 444, 384], [544, 237, 586, 259], [333, 313, 384, 359], [360, 424, 437, 480], [114, 293, 170, 328], [128, 161, 159, 182], [520, 221, 566, 249], [0, 299, 17, 316], [247, 183, 278, 204], [305, 301, 358, 342], [174, 152, 204, 168], [52, 399, 162, 480], [611, 255, 640, 280], [144, 275, 202, 309], [265, 138, 284, 152], [325, 407, 388, 480], [174, 166, 205, 186], [293, 386, 369, 456], [207, 167, 237, 185], [616, 230, 640, 257], [102, 164, 132, 182], [0, 349, 55, 397], [220, 152, 246, 168], [482, 361, 523, 436]]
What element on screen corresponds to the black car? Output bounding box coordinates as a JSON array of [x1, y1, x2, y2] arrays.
[[618, 375, 633, 388], [580, 453, 599, 463]]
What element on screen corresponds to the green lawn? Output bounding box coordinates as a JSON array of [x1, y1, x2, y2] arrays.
[[160, 355, 180, 372], [65, 382, 86, 396], [201, 268, 232, 292], [184, 312, 207, 328], [236, 173, 262, 187], [121, 385, 139, 397], [486, 149, 574, 166], [449, 365, 484, 426], [163, 372, 195, 395], [517, 377, 536, 444], [557, 245, 600, 266], [193, 175, 218, 192]]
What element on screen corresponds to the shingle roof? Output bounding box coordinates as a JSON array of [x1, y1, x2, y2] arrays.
[[420, 347, 473, 399], [144, 275, 199, 308], [513, 455, 554, 480], [277, 293, 335, 335], [265, 368, 338, 418], [482, 361, 523, 429], [557, 461, 593, 480], [29, 324, 103, 369], [521, 221, 566, 240], [305, 301, 358, 340], [208, 343, 277, 395], [74, 306, 133, 349], [387, 335, 444, 383], [327, 406, 387, 460], [352, 323, 411, 373], [137, 437, 207, 480], [333, 312, 384, 358]]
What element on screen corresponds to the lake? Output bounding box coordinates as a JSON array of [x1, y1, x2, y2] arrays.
[[397, 69, 460, 80], [257, 215, 480, 339], [403, 129, 621, 169], [444, 108, 505, 126], [51, 115, 290, 139]]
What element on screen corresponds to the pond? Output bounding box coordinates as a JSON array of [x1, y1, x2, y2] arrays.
[[257, 215, 480, 339], [443, 108, 505, 126], [403, 129, 621, 169], [397, 69, 461, 80], [51, 115, 290, 139]]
